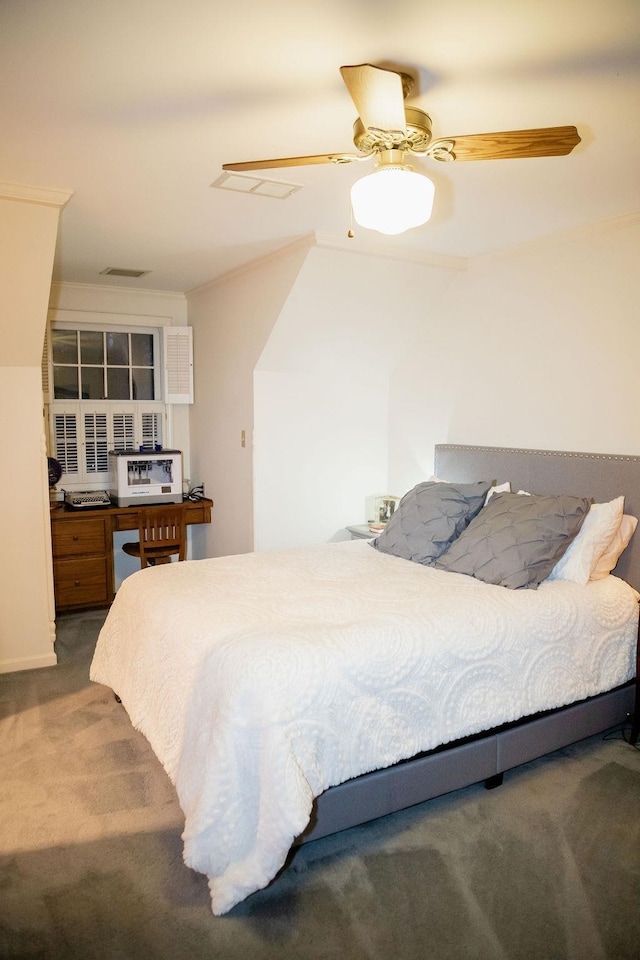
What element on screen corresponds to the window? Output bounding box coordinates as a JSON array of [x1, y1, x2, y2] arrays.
[[44, 320, 178, 489], [50, 328, 158, 401], [51, 404, 165, 483]]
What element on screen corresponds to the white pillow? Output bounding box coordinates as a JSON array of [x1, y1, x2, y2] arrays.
[[484, 481, 511, 505], [546, 497, 625, 585], [589, 513, 638, 580]]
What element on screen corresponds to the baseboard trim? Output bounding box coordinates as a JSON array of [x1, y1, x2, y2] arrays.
[[0, 652, 58, 674]]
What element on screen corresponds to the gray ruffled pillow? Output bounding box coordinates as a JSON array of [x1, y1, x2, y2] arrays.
[[433, 491, 590, 589], [371, 480, 493, 564]]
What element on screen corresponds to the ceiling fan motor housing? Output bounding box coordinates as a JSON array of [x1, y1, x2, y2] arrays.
[[353, 107, 433, 156]]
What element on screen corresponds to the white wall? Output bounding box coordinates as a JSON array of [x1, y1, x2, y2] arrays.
[[388, 219, 640, 496], [187, 238, 311, 559], [254, 245, 461, 550], [48, 281, 189, 589], [254, 371, 388, 549], [0, 186, 70, 673]]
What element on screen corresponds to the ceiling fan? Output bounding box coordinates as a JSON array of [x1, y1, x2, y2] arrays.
[[222, 63, 581, 235]]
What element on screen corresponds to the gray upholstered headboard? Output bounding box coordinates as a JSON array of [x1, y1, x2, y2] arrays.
[[434, 444, 640, 592]]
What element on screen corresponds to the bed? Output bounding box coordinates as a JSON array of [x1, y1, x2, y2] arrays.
[[89, 444, 640, 915]]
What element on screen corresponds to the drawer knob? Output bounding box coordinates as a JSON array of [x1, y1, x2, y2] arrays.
[[74, 580, 80, 586], [72, 535, 79, 541]]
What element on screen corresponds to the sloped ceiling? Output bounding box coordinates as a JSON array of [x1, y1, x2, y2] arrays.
[[1, 0, 639, 293]]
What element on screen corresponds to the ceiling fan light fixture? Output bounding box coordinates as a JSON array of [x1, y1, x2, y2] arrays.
[[350, 158, 435, 235]]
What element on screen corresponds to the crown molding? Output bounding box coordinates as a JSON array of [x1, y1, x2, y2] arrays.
[[187, 229, 468, 297], [474, 210, 640, 267], [49, 280, 186, 300], [313, 231, 468, 271], [0, 180, 73, 208], [47, 307, 173, 328], [187, 234, 316, 296]]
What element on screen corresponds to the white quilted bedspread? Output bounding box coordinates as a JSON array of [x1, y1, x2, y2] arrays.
[[89, 539, 638, 914]]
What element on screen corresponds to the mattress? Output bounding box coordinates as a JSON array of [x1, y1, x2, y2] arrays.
[[89, 539, 638, 914]]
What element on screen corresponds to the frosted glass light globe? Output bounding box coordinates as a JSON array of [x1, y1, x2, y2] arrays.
[[350, 166, 435, 235]]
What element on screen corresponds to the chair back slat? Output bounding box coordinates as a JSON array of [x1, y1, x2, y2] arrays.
[[136, 504, 187, 567]]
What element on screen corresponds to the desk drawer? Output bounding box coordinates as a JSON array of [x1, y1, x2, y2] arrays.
[[52, 518, 107, 557], [54, 556, 109, 608]]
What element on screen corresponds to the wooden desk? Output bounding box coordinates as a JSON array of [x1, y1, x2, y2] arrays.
[[50, 498, 213, 613]]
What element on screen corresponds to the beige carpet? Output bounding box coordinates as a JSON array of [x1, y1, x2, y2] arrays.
[[1, 609, 639, 960]]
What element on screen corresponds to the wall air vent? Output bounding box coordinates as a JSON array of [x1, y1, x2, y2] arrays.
[[211, 171, 302, 200], [100, 267, 151, 278]]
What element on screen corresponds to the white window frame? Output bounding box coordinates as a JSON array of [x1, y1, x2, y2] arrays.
[[48, 320, 162, 404], [44, 312, 185, 490]]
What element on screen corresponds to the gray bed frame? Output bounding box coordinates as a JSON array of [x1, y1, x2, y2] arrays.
[[297, 444, 640, 845]]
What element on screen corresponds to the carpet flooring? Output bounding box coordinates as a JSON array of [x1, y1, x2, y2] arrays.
[[1, 610, 639, 960]]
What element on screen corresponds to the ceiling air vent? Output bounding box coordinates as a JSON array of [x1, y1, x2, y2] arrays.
[[100, 267, 151, 278], [211, 171, 302, 199]]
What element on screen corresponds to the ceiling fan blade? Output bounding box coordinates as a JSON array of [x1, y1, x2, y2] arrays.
[[428, 126, 581, 161], [339, 63, 407, 134], [222, 152, 365, 173]]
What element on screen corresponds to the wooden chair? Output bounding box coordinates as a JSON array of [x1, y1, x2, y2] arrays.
[[122, 503, 187, 568]]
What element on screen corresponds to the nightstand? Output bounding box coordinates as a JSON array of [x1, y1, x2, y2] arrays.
[[346, 524, 378, 540]]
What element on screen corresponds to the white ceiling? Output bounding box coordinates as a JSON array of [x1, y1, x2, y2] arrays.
[[1, 0, 639, 294]]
